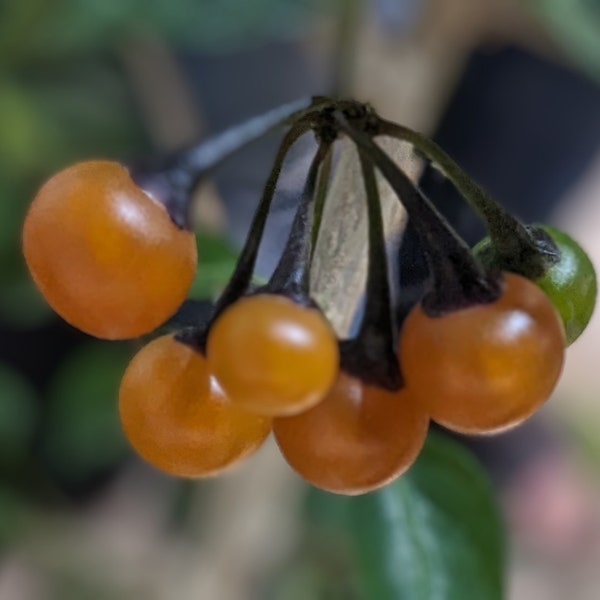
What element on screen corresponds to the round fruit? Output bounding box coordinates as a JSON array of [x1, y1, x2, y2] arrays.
[[533, 225, 596, 344], [473, 225, 597, 344], [206, 294, 339, 416], [23, 160, 197, 339], [119, 334, 271, 477], [274, 371, 428, 494], [399, 272, 565, 435]]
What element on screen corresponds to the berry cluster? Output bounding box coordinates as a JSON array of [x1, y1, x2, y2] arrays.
[[22, 98, 597, 495]]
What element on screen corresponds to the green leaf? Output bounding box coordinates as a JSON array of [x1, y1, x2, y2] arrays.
[[188, 230, 238, 299], [533, 0, 600, 84], [307, 431, 505, 600], [23, 62, 146, 164], [0, 81, 63, 174], [351, 432, 505, 600]]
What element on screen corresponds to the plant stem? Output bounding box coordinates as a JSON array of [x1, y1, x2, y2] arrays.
[[132, 96, 330, 228], [310, 145, 333, 259], [178, 97, 323, 180], [336, 112, 500, 315], [340, 150, 401, 389], [267, 140, 333, 302], [214, 120, 313, 313], [176, 119, 312, 352], [376, 118, 549, 268]]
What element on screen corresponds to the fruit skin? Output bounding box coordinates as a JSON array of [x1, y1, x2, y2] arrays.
[[22, 160, 197, 339], [473, 225, 597, 345], [119, 334, 271, 477], [206, 294, 339, 417], [274, 370, 429, 495], [399, 272, 565, 435]]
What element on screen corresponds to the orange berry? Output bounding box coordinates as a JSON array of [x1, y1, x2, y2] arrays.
[[206, 294, 339, 417], [274, 371, 429, 494], [119, 334, 271, 477], [399, 272, 565, 434], [23, 160, 197, 339]]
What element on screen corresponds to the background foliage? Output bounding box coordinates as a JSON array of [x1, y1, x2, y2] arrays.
[[4, 0, 600, 598]]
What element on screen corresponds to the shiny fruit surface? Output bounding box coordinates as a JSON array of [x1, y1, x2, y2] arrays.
[[399, 273, 565, 434], [274, 371, 429, 494], [473, 225, 596, 345], [119, 334, 271, 477], [207, 294, 339, 416], [23, 160, 197, 339]]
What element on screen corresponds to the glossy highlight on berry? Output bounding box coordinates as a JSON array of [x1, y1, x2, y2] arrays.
[[22, 160, 197, 339], [119, 334, 271, 477], [206, 294, 339, 416], [274, 370, 429, 495], [399, 272, 566, 435]]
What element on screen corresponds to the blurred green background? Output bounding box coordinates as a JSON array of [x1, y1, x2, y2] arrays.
[[2, 1, 600, 599]]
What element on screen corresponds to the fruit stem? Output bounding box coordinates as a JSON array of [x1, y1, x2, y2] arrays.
[[176, 119, 313, 353], [340, 151, 402, 389], [214, 120, 313, 314], [131, 96, 330, 229], [266, 139, 333, 302], [376, 118, 559, 277], [310, 145, 333, 260], [336, 112, 501, 315]]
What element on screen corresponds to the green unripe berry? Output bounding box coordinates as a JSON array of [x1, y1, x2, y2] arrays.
[[473, 224, 597, 345]]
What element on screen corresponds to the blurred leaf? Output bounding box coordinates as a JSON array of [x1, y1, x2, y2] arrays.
[[0, 363, 38, 465], [188, 229, 238, 299], [533, 0, 600, 82], [3, 0, 326, 61], [307, 431, 505, 600], [0, 80, 63, 174], [0, 0, 52, 65], [127, 0, 325, 51], [0, 485, 30, 549], [42, 341, 130, 482], [23, 61, 147, 165], [0, 0, 134, 63]]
